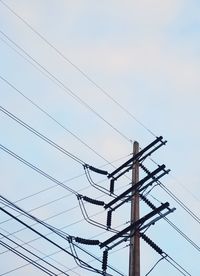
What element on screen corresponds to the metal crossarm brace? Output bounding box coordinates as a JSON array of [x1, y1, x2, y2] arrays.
[[114, 143, 167, 182], [139, 170, 170, 193], [100, 202, 169, 248], [111, 169, 169, 212], [107, 208, 175, 251], [105, 165, 165, 210], [108, 136, 165, 179]]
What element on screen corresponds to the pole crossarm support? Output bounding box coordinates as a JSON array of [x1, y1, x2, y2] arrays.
[[105, 165, 166, 210], [107, 207, 175, 251], [100, 202, 169, 249], [108, 136, 166, 179], [139, 208, 176, 231], [138, 170, 170, 193], [111, 168, 169, 212]]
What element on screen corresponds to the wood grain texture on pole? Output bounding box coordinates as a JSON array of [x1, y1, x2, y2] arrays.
[[129, 141, 140, 276]]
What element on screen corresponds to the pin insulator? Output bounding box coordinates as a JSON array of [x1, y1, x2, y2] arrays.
[[106, 210, 112, 229], [140, 233, 163, 255], [88, 166, 108, 175], [102, 250, 108, 271], [75, 237, 100, 245], [110, 179, 115, 194], [82, 196, 105, 206]]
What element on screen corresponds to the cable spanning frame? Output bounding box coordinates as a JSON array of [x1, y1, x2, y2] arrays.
[[0, 195, 126, 276], [0, 105, 85, 165], [0, 231, 70, 276], [0, 29, 132, 143], [0, 3, 195, 272], [0, 0, 157, 138], [0, 203, 103, 275], [140, 163, 200, 225]]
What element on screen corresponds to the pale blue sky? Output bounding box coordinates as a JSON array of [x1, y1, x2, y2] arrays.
[[0, 1, 200, 275]]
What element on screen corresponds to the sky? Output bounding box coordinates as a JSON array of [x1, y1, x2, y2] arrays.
[[0, 0, 200, 275]]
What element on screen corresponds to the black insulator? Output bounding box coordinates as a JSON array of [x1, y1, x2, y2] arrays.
[[140, 194, 156, 210], [140, 233, 163, 255], [106, 210, 112, 229], [75, 237, 100, 245], [110, 179, 115, 194], [83, 196, 105, 206], [139, 163, 151, 175], [88, 166, 108, 175], [102, 250, 108, 271]]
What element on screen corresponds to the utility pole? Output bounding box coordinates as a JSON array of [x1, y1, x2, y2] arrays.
[[129, 141, 140, 276]]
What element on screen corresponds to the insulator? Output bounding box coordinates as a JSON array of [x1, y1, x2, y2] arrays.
[[110, 178, 115, 194], [106, 210, 112, 229], [140, 233, 163, 255], [82, 196, 105, 206], [88, 165, 108, 175], [75, 237, 100, 245], [140, 194, 156, 210], [139, 163, 151, 175], [102, 250, 108, 271]]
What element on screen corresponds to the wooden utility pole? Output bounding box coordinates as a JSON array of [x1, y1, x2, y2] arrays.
[[129, 141, 140, 276]]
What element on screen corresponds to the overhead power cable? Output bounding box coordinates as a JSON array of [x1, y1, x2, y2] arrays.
[[0, 239, 57, 276], [140, 163, 200, 225], [0, 74, 112, 165], [160, 183, 200, 225], [0, 145, 119, 234], [0, 0, 157, 138], [0, 143, 79, 195], [0, 232, 70, 276], [0, 74, 133, 180], [0, 105, 124, 198], [0, 205, 102, 275], [149, 157, 200, 204], [141, 194, 200, 253], [0, 29, 132, 143], [0, 152, 131, 230], [0, 105, 85, 165], [140, 233, 192, 276], [0, 198, 125, 276], [144, 257, 164, 276], [0, 226, 81, 276]]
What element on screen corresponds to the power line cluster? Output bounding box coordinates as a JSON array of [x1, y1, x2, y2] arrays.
[[0, 2, 199, 275], [0, 124, 196, 275]]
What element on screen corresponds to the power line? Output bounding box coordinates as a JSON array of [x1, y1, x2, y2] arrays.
[[0, 105, 85, 165], [0, 231, 70, 276], [0, 152, 131, 228], [140, 163, 200, 225], [0, 142, 197, 276], [0, 226, 81, 276], [165, 255, 192, 276], [144, 257, 164, 276], [0, 143, 79, 195], [0, 180, 131, 257], [145, 194, 200, 253], [0, 198, 125, 276], [0, 144, 120, 235], [0, 205, 103, 275], [0, 239, 56, 276], [170, 173, 200, 204], [164, 217, 200, 252], [0, 105, 123, 197], [149, 157, 200, 205], [0, 74, 111, 164], [0, 74, 132, 171], [159, 183, 200, 224], [0, 197, 128, 274], [0, 29, 132, 143], [0, 0, 157, 138]]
